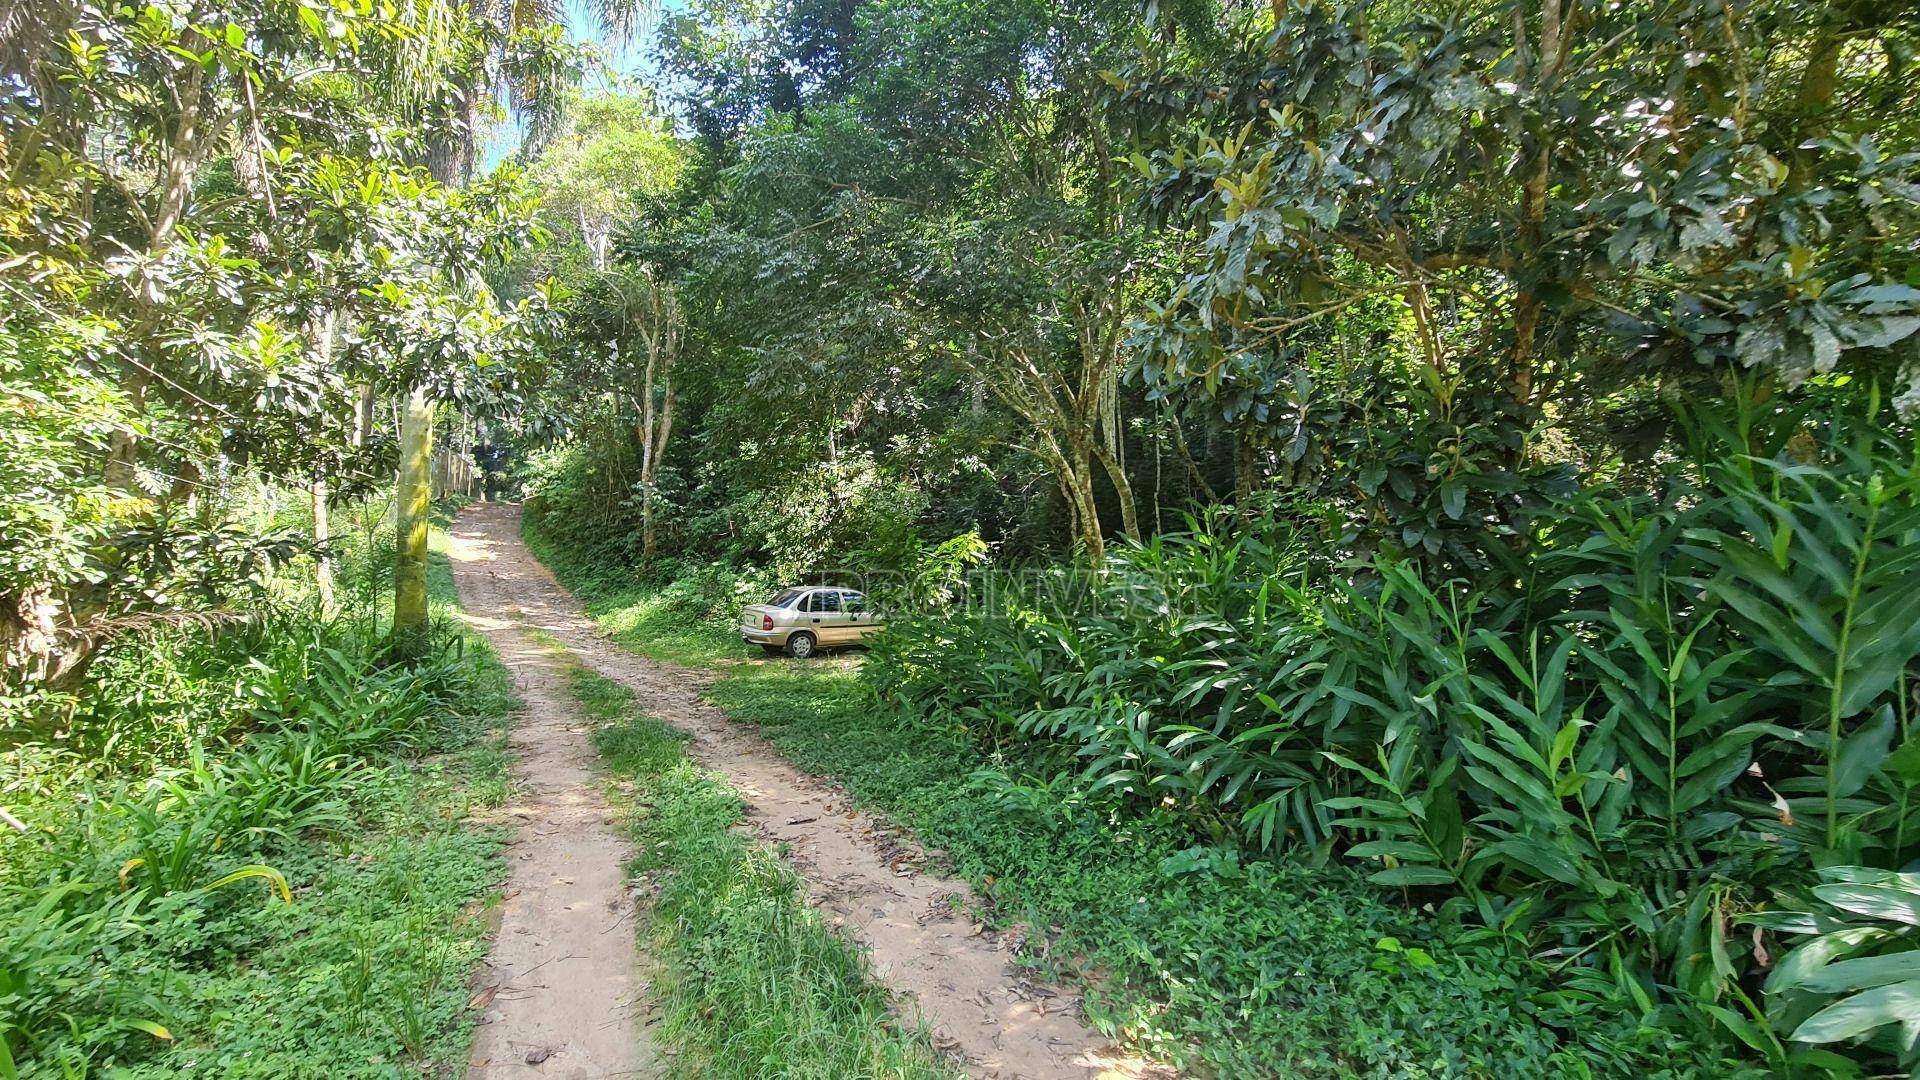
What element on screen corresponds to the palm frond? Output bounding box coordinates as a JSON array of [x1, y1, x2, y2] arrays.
[[507, 0, 567, 34], [582, 0, 658, 44]]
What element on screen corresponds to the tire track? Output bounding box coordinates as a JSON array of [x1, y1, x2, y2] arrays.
[[451, 522, 658, 1079], [448, 503, 1164, 1080]]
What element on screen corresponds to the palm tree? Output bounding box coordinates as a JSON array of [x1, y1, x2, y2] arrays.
[[420, 0, 654, 185]]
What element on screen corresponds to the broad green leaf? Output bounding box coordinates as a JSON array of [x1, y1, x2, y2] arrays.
[[1346, 840, 1434, 861], [1791, 979, 1920, 1043], [1831, 707, 1895, 798], [1369, 866, 1455, 887], [1812, 883, 1920, 927], [1803, 950, 1920, 994], [1766, 926, 1889, 995]]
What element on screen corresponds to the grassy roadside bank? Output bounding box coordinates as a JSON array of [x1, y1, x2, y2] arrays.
[[0, 523, 515, 1077], [522, 527, 744, 668], [520, 520, 1751, 1077], [136, 539, 518, 1076], [542, 647, 957, 1079]]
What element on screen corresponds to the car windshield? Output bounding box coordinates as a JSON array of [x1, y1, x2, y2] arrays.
[[767, 589, 805, 608]]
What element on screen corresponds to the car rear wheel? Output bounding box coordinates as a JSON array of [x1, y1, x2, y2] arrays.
[[784, 631, 817, 659]]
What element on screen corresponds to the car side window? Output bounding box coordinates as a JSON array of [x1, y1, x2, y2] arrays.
[[813, 590, 841, 614], [842, 591, 867, 614]]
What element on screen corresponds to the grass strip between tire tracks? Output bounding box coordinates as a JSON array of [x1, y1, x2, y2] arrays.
[[538, 640, 961, 1080]]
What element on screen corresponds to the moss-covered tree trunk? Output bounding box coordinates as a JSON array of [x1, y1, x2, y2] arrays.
[[392, 384, 433, 656], [311, 476, 335, 616], [311, 306, 339, 615]]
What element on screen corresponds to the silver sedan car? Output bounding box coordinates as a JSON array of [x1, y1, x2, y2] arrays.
[[740, 587, 883, 658]]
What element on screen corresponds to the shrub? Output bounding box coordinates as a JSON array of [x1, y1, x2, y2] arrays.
[[1747, 867, 1920, 1074], [866, 420, 1920, 1071], [0, 557, 491, 1072], [0, 882, 192, 1074], [522, 442, 651, 577], [711, 652, 1750, 1076], [653, 560, 781, 625]]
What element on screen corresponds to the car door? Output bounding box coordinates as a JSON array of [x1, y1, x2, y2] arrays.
[[794, 590, 824, 642], [795, 589, 841, 644], [841, 591, 878, 642]]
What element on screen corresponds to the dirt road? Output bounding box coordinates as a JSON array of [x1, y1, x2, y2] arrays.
[[451, 536, 657, 1077], [448, 503, 1156, 1080]]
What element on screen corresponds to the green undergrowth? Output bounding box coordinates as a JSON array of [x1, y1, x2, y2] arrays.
[[580, 585, 739, 667], [124, 538, 515, 1077], [0, 523, 515, 1077], [524, 556, 1747, 1075], [554, 660, 958, 1079], [523, 524, 742, 667], [696, 662, 1702, 1077], [117, 753, 509, 1077]]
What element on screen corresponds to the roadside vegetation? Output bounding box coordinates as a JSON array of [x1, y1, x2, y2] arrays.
[[0, 505, 514, 1075], [553, 653, 957, 1079], [526, 529, 1756, 1075], [9, 0, 1920, 1073], [2, 0, 606, 1069], [511, 0, 1920, 1072]]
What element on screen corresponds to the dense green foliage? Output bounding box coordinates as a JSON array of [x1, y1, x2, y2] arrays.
[[506, 0, 1920, 1070], [11, 0, 1920, 1071], [866, 411, 1920, 1069], [521, 551, 1751, 1074], [525, 0, 1920, 577], [500, 0, 1920, 1069], [0, 0, 641, 1074], [0, 510, 514, 1075], [562, 660, 957, 1078], [708, 661, 1745, 1076], [0, 0, 579, 702]]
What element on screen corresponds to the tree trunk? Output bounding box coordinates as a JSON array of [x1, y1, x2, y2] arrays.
[[580, 208, 610, 270], [643, 371, 675, 559], [103, 28, 211, 490], [392, 384, 433, 656], [310, 306, 339, 610], [1234, 433, 1258, 508], [639, 333, 658, 559], [312, 476, 335, 616], [166, 458, 201, 507], [1151, 421, 1163, 534], [103, 368, 151, 489], [1067, 441, 1105, 564], [1507, 0, 1568, 411], [1077, 482, 1104, 564], [1790, 14, 1847, 187], [1093, 442, 1140, 542], [641, 479, 656, 558], [634, 286, 681, 560], [427, 82, 479, 187], [349, 384, 372, 447], [1168, 413, 1218, 504], [1031, 433, 1104, 565]]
